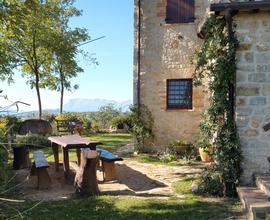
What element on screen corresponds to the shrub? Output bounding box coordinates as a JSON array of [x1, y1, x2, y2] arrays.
[[91, 121, 101, 133], [0, 117, 20, 190], [16, 134, 51, 148], [196, 167, 224, 197], [128, 105, 153, 152], [166, 140, 198, 161], [0, 145, 9, 192], [0, 116, 20, 188], [54, 113, 92, 134], [0, 116, 21, 143], [110, 115, 132, 130], [158, 152, 177, 163], [83, 119, 92, 134]]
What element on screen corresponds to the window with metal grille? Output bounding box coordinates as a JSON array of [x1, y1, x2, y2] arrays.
[[167, 79, 192, 109], [166, 0, 195, 23]]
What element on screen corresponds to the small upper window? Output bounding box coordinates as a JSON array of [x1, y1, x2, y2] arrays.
[[166, 0, 195, 24], [167, 79, 192, 109]]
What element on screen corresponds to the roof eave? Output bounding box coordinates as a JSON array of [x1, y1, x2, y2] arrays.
[[210, 1, 270, 13]]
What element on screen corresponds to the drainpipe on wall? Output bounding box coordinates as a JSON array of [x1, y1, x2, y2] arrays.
[[137, 0, 141, 109], [224, 8, 235, 124]]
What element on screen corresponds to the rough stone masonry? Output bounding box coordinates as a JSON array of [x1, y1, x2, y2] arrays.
[[134, 0, 270, 184]]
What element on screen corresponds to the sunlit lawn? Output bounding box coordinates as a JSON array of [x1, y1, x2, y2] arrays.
[[89, 133, 132, 152], [3, 196, 240, 220], [2, 178, 241, 220]]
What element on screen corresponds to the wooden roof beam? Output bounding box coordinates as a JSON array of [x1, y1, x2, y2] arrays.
[[210, 1, 270, 12]]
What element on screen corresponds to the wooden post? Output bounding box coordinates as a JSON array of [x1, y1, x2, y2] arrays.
[[12, 145, 31, 170], [62, 147, 70, 182], [74, 150, 99, 196], [52, 142, 59, 171], [76, 148, 81, 166]]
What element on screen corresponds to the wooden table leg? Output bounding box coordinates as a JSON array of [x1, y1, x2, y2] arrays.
[[76, 148, 81, 166], [62, 147, 70, 182], [52, 143, 59, 171]]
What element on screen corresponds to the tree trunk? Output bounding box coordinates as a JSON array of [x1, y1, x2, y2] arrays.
[[35, 72, 42, 119], [74, 151, 99, 196], [60, 69, 64, 114], [32, 27, 42, 119]]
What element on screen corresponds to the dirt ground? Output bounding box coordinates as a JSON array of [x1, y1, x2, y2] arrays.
[[15, 158, 204, 201]]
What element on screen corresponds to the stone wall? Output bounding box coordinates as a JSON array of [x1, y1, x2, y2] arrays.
[[133, 0, 208, 148], [134, 0, 270, 184], [235, 12, 270, 184]]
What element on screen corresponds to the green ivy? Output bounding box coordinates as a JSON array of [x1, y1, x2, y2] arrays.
[[194, 16, 242, 197]]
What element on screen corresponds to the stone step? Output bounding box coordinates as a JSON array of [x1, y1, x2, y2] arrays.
[[256, 175, 270, 197], [237, 187, 270, 220]]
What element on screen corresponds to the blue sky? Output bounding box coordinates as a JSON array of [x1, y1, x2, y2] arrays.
[[1, 0, 134, 111]]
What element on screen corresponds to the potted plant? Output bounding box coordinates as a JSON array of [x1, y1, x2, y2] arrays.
[[198, 146, 214, 162], [196, 112, 216, 162]]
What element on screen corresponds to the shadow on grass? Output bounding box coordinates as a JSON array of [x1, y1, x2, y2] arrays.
[[5, 196, 239, 220]]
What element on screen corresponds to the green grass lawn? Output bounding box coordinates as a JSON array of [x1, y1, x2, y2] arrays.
[[12, 197, 235, 220], [89, 133, 132, 152], [2, 184, 241, 220], [2, 176, 241, 220]]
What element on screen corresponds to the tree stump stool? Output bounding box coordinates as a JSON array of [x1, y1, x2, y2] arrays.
[[74, 149, 99, 196]]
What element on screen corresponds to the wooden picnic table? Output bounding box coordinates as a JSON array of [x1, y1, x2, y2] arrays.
[[48, 134, 102, 181]]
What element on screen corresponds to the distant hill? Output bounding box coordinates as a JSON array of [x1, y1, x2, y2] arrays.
[[63, 98, 132, 112], [12, 99, 132, 117]]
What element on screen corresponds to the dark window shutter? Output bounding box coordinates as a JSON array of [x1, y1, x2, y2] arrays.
[[166, 0, 195, 23], [166, 0, 179, 23]]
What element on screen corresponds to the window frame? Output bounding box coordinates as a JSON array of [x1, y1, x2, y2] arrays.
[[165, 0, 195, 24], [166, 79, 193, 110]]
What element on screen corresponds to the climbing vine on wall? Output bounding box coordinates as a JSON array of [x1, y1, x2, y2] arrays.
[[194, 15, 242, 197]]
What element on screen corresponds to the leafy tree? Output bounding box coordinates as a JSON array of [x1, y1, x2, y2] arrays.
[[0, 1, 22, 83], [96, 104, 121, 129], [41, 2, 94, 114], [0, 0, 86, 118], [43, 28, 90, 114]]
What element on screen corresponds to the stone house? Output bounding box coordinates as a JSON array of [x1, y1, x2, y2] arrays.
[[133, 0, 270, 184]]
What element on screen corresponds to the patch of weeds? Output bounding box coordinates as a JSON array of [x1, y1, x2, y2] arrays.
[[173, 177, 197, 196], [131, 154, 201, 167]]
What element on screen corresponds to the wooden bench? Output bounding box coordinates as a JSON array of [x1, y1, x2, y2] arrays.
[[55, 119, 83, 135], [97, 149, 123, 181], [30, 151, 51, 189]]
